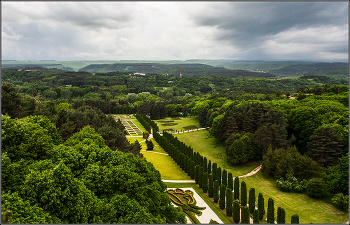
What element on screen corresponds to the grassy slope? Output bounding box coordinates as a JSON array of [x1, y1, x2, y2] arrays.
[[175, 129, 260, 177], [175, 130, 348, 224]]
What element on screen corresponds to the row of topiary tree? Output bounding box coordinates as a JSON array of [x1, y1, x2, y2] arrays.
[[151, 126, 300, 223], [135, 114, 159, 133]]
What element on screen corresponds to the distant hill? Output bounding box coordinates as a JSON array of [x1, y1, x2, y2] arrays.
[[78, 63, 276, 78]]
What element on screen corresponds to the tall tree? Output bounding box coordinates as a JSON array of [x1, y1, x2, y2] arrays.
[[233, 200, 240, 223], [249, 188, 256, 214], [267, 198, 275, 224], [306, 126, 343, 167], [1, 82, 22, 118], [241, 181, 247, 206], [228, 172, 233, 191], [258, 193, 265, 221], [219, 185, 226, 209], [234, 177, 240, 200], [208, 173, 214, 198], [226, 188, 233, 217]]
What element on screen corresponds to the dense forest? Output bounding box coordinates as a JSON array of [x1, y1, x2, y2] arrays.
[[1, 65, 349, 222]]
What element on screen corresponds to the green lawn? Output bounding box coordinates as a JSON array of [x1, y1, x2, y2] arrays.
[[165, 183, 233, 224], [142, 151, 191, 180], [155, 117, 201, 133], [175, 129, 260, 177]]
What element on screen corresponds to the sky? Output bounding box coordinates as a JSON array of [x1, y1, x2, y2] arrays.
[[1, 1, 349, 62]]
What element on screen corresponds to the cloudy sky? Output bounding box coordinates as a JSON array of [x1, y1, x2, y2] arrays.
[[2, 1, 348, 62]]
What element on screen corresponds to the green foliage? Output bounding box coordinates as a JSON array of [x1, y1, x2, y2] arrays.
[[209, 219, 219, 224], [291, 214, 299, 224], [146, 139, 154, 150], [208, 173, 214, 198], [228, 172, 233, 190], [226, 188, 233, 216], [331, 193, 349, 211], [241, 206, 250, 224], [258, 193, 265, 220], [233, 200, 240, 223], [267, 198, 275, 224], [306, 178, 326, 198], [241, 181, 247, 206], [202, 172, 208, 193], [276, 174, 307, 193], [219, 185, 226, 209], [214, 180, 219, 203], [277, 207, 286, 224], [217, 167, 222, 186], [234, 176, 240, 200], [1, 82, 22, 118], [222, 169, 227, 186], [253, 209, 259, 224], [262, 145, 321, 181], [249, 188, 256, 214], [306, 125, 343, 167]]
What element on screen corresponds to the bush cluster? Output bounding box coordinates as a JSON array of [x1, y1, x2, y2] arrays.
[[276, 174, 308, 193]]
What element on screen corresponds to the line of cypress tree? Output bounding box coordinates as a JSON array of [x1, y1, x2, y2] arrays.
[[212, 163, 217, 181], [228, 172, 233, 190], [226, 188, 233, 217], [277, 207, 282, 224], [234, 176, 240, 200], [195, 165, 199, 184], [222, 169, 227, 186], [219, 184, 226, 209], [253, 209, 259, 224], [190, 160, 195, 179], [267, 198, 274, 224], [258, 193, 265, 221], [203, 157, 207, 173], [291, 214, 299, 224], [214, 180, 219, 203], [217, 167, 222, 186], [241, 206, 250, 224], [208, 160, 212, 174], [203, 172, 208, 193], [249, 188, 256, 214], [208, 173, 214, 198], [233, 200, 240, 223], [241, 181, 247, 206]]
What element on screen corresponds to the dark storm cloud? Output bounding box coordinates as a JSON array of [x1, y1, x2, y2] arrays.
[[190, 2, 348, 47]]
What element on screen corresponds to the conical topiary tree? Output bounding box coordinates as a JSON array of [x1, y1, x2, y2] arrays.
[[212, 163, 217, 180], [214, 180, 219, 203], [226, 188, 233, 217], [199, 166, 203, 188], [203, 172, 208, 193], [208, 173, 214, 198], [241, 206, 250, 224], [291, 214, 299, 224], [234, 177, 240, 200], [249, 188, 256, 214], [208, 160, 212, 175], [203, 157, 208, 173], [217, 167, 222, 186], [241, 181, 247, 206], [228, 172, 233, 190], [253, 209, 259, 224], [233, 200, 240, 223], [258, 193, 265, 221], [267, 198, 274, 224], [219, 185, 226, 209], [222, 169, 227, 186], [195, 165, 199, 184]]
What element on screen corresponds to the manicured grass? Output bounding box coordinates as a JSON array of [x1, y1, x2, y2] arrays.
[[165, 183, 233, 224], [155, 117, 201, 133], [142, 151, 191, 180], [241, 171, 348, 224], [175, 129, 260, 177], [130, 119, 147, 133]]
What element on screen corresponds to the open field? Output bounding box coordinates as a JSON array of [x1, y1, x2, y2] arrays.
[[175, 129, 260, 177], [155, 117, 201, 133]]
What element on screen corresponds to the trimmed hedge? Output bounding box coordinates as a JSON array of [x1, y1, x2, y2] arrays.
[[267, 198, 274, 224], [228, 172, 233, 191], [226, 188, 233, 217], [249, 188, 256, 214], [234, 177, 240, 200], [208, 173, 214, 198], [241, 181, 247, 206], [219, 185, 226, 209], [233, 200, 240, 223], [291, 214, 299, 224], [258, 193, 265, 221], [214, 180, 219, 203], [241, 206, 250, 224], [253, 209, 260, 224], [203, 172, 208, 193]]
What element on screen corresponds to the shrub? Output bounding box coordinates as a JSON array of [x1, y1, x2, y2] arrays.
[[267, 198, 274, 224], [276, 174, 307, 193], [241, 206, 250, 224], [198, 166, 203, 188], [332, 193, 349, 211], [209, 219, 219, 224], [228, 172, 233, 190], [233, 200, 240, 223], [222, 169, 227, 186], [217, 167, 222, 186], [143, 131, 149, 139], [214, 180, 219, 203], [306, 178, 326, 198], [258, 193, 265, 220], [219, 185, 226, 209], [146, 139, 154, 150], [195, 165, 199, 184], [241, 181, 247, 206], [291, 214, 299, 224], [226, 188, 233, 217], [208, 160, 212, 175], [234, 177, 240, 200], [208, 173, 214, 198], [202, 172, 208, 193], [253, 209, 259, 224], [249, 188, 255, 214], [212, 163, 217, 181]]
